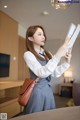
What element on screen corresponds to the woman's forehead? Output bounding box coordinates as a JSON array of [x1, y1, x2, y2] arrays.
[[35, 28, 43, 33]]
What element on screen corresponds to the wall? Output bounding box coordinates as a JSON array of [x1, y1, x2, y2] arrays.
[[0, 11, 18, 80], [18, 36, 30, 80], [45, 38, 80, 93], [71, 38, 80, 81]]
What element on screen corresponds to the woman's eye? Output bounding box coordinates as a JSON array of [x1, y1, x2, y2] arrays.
[[38, 33, 41, 36], [38, 33, 44, 36]]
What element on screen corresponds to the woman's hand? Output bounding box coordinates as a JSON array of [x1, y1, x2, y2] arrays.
[[65, 48, 72, 63], [55, 38, 70, 60]]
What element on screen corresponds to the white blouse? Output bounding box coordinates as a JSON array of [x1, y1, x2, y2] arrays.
[[24, 49, 70, 78]]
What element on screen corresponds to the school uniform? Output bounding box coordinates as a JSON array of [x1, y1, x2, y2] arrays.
[[23, 48, 70, 114]]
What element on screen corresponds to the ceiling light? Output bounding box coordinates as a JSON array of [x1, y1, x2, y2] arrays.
[[51, 0, 72, 9], [4, 5, 8, 8], [42, 11, 49, 15]]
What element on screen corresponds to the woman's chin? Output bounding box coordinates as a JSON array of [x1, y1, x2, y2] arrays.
[[41, 43, 45, 46]]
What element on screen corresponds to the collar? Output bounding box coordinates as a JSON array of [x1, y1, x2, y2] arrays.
[[34, 47, 44, 54]]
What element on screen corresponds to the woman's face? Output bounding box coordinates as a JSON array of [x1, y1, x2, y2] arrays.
[[29, 28, 46, 48]]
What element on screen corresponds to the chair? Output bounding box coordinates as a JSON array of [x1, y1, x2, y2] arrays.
[[72, 81, 80, 106]]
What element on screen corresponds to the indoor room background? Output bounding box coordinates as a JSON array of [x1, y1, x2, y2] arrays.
[[0, 0, 80, 94]]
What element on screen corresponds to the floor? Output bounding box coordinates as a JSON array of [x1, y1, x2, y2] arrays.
[[55, 94, 71, 108]]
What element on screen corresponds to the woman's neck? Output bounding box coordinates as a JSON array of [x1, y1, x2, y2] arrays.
[[34, 46, 42, 53], [34, 44, 41, 50]]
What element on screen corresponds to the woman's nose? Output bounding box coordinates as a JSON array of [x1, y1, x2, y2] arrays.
[[42, 36, 45, 40]]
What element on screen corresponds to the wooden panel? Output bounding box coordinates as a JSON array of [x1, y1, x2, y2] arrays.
[[5, 87, 21, 98], [0, 90, 5, 98], [0, 81, 24, 90], [18, 36, 30, 80], [0, 11, 18, 81], [0, 99, 21, 119]]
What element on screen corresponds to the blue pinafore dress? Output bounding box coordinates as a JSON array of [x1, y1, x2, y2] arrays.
[[23, 55, 56, 114]]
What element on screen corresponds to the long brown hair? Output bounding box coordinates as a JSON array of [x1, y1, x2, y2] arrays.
[[26, 25, 52, 61]]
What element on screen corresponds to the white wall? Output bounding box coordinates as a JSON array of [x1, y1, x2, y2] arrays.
[[71, 38, 80, 81], [18, 24, 26, 38], [45, 38, 80, 93]]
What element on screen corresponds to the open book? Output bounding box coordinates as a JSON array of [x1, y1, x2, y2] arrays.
[[66, 23, 80, 49]]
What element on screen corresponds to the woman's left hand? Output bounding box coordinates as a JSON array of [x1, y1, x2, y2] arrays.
[[65, 48, 72, 63]]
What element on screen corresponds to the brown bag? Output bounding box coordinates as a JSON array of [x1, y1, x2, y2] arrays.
[[18, 77, 39, 106]]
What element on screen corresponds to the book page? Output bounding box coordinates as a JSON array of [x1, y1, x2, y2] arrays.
[[67, 24, 80, 49], [66, 23, 76, 39]]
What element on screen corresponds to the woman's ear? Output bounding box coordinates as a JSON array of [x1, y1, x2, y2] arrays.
[[28, 37, 33, 41]]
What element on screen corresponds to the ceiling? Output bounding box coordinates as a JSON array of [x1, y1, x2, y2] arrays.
[[0, 0, 80, 40]]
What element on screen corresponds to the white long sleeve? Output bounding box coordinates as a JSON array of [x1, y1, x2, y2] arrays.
[[24, 51, 70, 78], [52, 62, 70, 78]]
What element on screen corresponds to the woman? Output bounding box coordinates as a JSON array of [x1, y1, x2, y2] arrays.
[[23, 25, 72, 114]]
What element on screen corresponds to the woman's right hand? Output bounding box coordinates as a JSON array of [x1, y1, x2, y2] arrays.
[[55, 37, 70, 60], [64, 48, 72, 63]]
